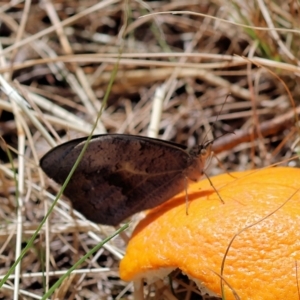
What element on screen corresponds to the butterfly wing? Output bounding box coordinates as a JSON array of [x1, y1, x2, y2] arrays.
[[40, 134, 202, 225]]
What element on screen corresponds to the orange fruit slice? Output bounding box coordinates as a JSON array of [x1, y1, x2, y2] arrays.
[[120, 167, 300, 299]]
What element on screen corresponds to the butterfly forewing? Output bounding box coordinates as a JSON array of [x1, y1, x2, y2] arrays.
[[40, 134, 205, 225]]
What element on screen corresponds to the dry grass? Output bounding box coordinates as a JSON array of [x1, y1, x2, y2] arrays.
[[0, 0, 299, 299]]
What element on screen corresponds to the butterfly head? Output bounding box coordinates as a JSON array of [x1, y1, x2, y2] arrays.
[[200, 140, 213, 161], [189, 139, 213, 161]]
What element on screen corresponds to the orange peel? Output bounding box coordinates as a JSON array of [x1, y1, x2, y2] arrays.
[[120, 167, 300, 299]]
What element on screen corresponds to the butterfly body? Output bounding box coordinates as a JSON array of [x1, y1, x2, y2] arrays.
[[40, 134, 211, 225]]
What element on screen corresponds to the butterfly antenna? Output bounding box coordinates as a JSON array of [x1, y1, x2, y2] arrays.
[[201, 94, 231, 145]]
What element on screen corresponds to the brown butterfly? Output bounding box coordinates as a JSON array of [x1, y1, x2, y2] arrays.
[[40, 134, 212, 226]]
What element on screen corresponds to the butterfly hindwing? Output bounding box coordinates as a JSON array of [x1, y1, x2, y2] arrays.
[[40, 134, 199, 225]]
